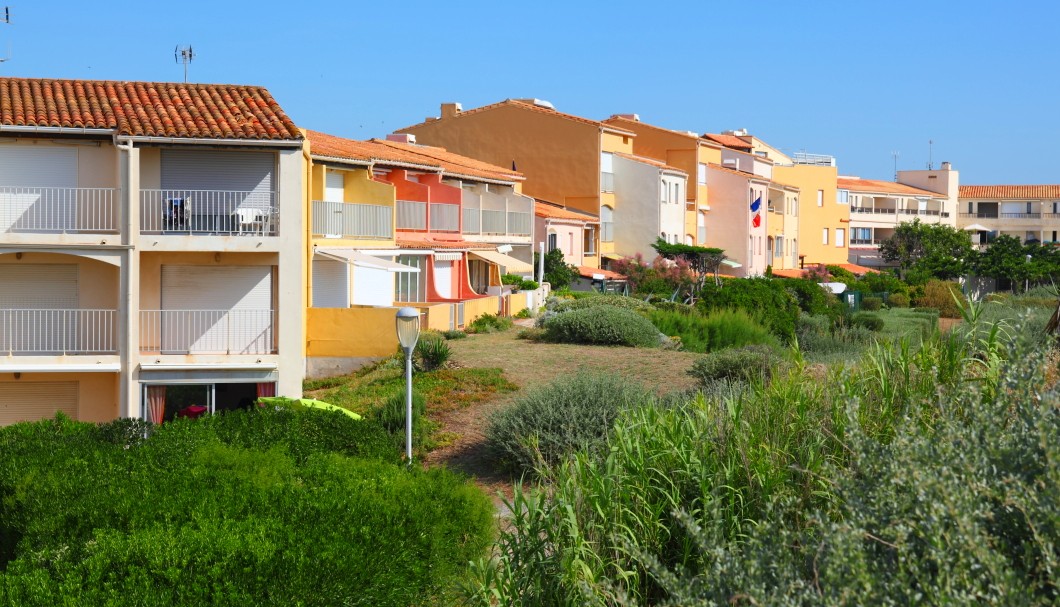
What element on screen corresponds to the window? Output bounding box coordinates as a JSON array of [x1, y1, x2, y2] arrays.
[[601, 153, 614, 193], [673, 183, 679, 204], [547, 232, 558, 252], [395, 255, 427, 303], [775, 236, 784, 258], [661, 231, 668, 242], [697, 163, 707, 185], [822, 228, 829, 245], [568, 233, 574, 254], [601, 205, 614, 242], [817, 190, 824, 207], [837, 189, 849, 204], [661, 181, 667, 202], [583, 226, 596, 254], [835, 228, 845, 247]]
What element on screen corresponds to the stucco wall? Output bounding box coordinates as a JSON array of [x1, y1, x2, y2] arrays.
[[613, 155, 661, 258], [774, 164, 847, 266]]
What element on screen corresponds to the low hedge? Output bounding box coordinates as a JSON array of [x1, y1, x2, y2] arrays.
[[698, 278, 800, 340], [552, 294, 654, 314], [687, 344, 785, 386], [543, 305, 660, 347]]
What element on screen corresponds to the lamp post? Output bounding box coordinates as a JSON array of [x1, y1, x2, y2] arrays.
[[395, 307, 420, 466]]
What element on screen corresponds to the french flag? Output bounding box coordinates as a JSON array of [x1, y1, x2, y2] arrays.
[[750, 195, 761, 228]]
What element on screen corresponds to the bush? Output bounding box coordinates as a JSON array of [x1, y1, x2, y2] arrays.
[[414, 333, 451, 371], [851, 311, 884, 331], [543, 306, 660, 347], [861, 296, 883, 311], [687, 344, 785, 386], [553, 293, 654, 314], [502, 273, 540, 291], [440, 329, 467, 340], [514, 307, 532, 319], [648, 308, 778, 353], [650, 300, 695, 314], [465, 313, 514, 334], [485, 372, 652, 473], [781, 278, 834, 315], [916, 279, 964, 318], [515, 327, 546, 341], [697, 278, 800, 340], [888, 292, 910, 308], [374, 389, 432, 451]]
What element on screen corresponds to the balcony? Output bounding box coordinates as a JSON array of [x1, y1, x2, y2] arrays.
[[851, 207, 896, 214], [1001, 212, 1042, 219], [312, 200, 392, 239], [140, 309, 275, 355], [959, 212, 999, 219], [140, 190, 278, 236], [849, 238, 878, 246], [0, 309, 117, 354], [429, 203, 460, 233], [0, 187, 119, 235], [396, 200, 427, 230]]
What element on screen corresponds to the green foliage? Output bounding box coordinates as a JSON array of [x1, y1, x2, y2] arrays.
[[697, 277, 801, 340], [440, 329, 467, 340], [374, 389, 431, 450], [855, 268, 908, 295], [860, 295, 882, 310], [687, 344, 785, 385], [851, 311, 884, 331], [888, 292, 910, 307], [485, 372, 653, 474], [648, 308, 779, 353], [795, 313, 875, 363], [515, 327, 547, 341], [650, 300, 695, 314], [501, 273, 539, 291], [611, 253, 696, 296], [781, 277, 835, 315], [0, 409, 492, 606], [917, 279, 964, 318], [534, 248, 579, 289], [514, 307, 533, 319], [552, 293, 654, 313], [414, 332, 451, 371], [543, 306, 660, 347], [878, 219, 974, 283], [465, 313, 514, 334]]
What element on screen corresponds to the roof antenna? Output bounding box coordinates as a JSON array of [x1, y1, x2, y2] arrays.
[[926, 139, 934, 170], [174, 45, 194, 83], [892, 150, 900, 181], [0, 7, 11, 64]]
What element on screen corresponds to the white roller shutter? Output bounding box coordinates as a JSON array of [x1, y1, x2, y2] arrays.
[[0, 145, 78, 232], [0, 382, 78, 426], [325, 171, 345, 203], [351, 267, 393, 307], [161, 150, 274, 193], [434, 261, 454, 299], [0, 265, 78, 353], [161, 265, 273, 354], [312, 259, 349, 308]]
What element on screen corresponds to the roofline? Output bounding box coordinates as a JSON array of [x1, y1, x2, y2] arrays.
[[311, 154, 374, 168], [118, 135, 303, 148], [1, 125, 116, 136]]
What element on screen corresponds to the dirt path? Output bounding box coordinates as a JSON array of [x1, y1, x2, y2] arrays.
[[423, 328, 703, 502]]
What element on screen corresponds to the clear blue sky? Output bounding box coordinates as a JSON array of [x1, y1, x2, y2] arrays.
[[2, 1, 1056, 184]]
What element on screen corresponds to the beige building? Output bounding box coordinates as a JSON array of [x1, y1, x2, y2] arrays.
[[957, 184, 1060, 245], [0, 77, 305, 425]]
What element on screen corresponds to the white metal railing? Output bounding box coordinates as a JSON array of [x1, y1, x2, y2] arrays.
[[481, 209, 506, 234], [0, 187, 119, 234], [601, 172, 615, 193], [430, 203, 459, 232], [312, 200, 392, 239], [0, 309, 117, 354], [508, 211, 532, 236], [396, 200, 427, 230], [140, 309, 275, 355], [140, 190, 278, 236], [601, 221, 614, 243]]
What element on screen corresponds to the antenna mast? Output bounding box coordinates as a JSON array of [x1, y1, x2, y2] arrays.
[[927, 139, 934, 170], [892, 151, 900, 181], [0, 7, 11, 64], [174, 45, 194, 83]]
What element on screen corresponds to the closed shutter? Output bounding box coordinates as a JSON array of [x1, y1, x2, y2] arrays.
[[351, 267, 393, 307], [0, 381, 78, 426], [161, 266, 273, 353], [312, 259, 349, 308], [0, 146, 78, 232], [325, 172, 345, 203], [161, 150, 275, 221], [434, 261, 454, 299], [0, 265, 78, 353]]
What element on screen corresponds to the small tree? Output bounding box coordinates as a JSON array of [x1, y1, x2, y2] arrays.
[[878, 219, 973, 283], [534, 248, 579, 289], [651, 238, 727, 292]]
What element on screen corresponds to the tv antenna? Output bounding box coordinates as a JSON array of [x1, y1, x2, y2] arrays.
[[0, 7, 11, 64], [892, 151, 900, 181], [174, 45, 194, 82], [927, 139, 934, 170]]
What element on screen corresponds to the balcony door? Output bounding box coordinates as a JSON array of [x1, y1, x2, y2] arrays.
[[0, 145, 77, 233], [159, 265, 273, 354], [0, 264, 78, 354]]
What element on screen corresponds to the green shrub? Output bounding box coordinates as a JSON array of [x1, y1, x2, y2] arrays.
[[916, 279, 964, 318], [553, 293, 654, 314], [888, 292, 911, 308], [861, 296, 883, 311], [781, 278, 834, 315], [648, 308, 778, 353], [440, 329, 467, 340], [650, 300, 695, 314], [465, 313, 514, 334], [687, 344, 785, 386], [697, 278, 800, 340], [414, 333, 451, 371], [514, 307, 532, 319], [543, 305, 660, 347], [851, 311, 884, 331], [485, 372, 652, 473], [796, 314, 875, 362], [516, 327, 546, 341]]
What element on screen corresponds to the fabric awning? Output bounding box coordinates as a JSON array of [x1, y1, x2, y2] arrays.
[[314, 248, 419, 273], [963, 223, 991, 232], [433, 251, 464, 262], [602, 253, 625, 261], [721, 259, 743, 268], [468, 250, 533, 273]]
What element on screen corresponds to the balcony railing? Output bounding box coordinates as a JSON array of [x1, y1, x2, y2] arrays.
[[140, 309, 276, 355], [601, 172, 615, 193], [396, 200, 427, 230], [959, 212, 999, 219], [312, 200, 392, 239], [507, 211, 532, 236], [0, 187, 119, 234], [849, 238, 878, 246], [461, 209, 532, 237], [140, 190, 278, 236], [0, 309, 117, 354], [851, 207, 897, 214], [1001, 212, 1042, 219], [429, 203, 459, 233]]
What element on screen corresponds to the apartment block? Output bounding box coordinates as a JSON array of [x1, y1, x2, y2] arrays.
[[957, 184, 1060, 245]]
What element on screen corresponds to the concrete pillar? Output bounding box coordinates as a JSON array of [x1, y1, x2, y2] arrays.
[[118, 143, 141, 418], [276, 148, 305, 398]]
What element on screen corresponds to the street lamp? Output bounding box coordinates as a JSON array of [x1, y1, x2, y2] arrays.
[[395, 307, 421, 466]]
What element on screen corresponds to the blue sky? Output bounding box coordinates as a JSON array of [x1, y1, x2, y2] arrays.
[[2, 1, 1056, 184]]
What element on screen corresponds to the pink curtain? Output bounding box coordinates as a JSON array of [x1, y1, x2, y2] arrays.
[[256, 382, 276, 398], [146, 385, 166, 425]]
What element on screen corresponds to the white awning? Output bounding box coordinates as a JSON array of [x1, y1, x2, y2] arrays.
[[963, 223, 991, 232], [469, 250, 533, 273], [721, 259, 743, 268], [434, 251, 464, 262], [314, 248, 419, 273]]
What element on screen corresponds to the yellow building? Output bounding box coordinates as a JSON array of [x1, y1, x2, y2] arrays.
[[773, 159, 848, 267]]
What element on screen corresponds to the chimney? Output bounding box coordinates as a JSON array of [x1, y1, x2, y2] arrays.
[[386, 133, 416, 145], [941, 161, 952, 170], [614, 113, 640, 121], [440, 102, 462, 119]]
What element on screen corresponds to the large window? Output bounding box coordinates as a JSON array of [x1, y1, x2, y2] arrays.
[[583, 226, 597, 254], [601, 206, 614, 242], [394, 255, 427, 302], [836, 189, 850, 204], [600, 153, 614, 193]]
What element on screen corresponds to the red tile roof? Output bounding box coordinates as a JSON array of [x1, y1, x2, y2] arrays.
[[0, 77, 301, 140], [770, 268, 806, 278], [837, 263, 879, 275], [396, 236, 485, 250], [399, 99, 636, 136], [959, 185, 1060, 199], [535, 201, 599, 222], [306, 130, 523, 183], [578, 266, 625, 280], [838, 177, 942, 197], [702, 133, 752, 150]]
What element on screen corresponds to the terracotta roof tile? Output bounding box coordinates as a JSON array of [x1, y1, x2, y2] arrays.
[[702, 133, 752, 150], [838, 177, 941, 197], [306, 130, 522, 183], [399, 99, 635, 136], [0, 77, 300, 140], [959, 185, 1060, 199], [535, 201, 599, 222], [578, 266, 625, 280], [396, 236, 484, 250]]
